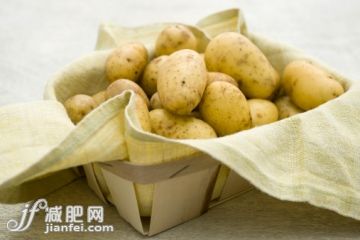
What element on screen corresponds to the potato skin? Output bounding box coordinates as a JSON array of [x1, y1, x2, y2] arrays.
[[92, 90, 107, 107], [274, 96, 303, 119], [106, 79, 150, 107], [149, 109, 217, 139], [247, 99, 278, 127], [134, 96, 151, 132], [207, 72, 238, 88], [199, 53, 205, 64], [150, 92, 163, 110], [64, 94, 96, 124], [283, 60, 344, 110], [155, 25, 197, 56], [140, 56, 168, 97], [157, 49, 207, 115], [205, 32, 279, 99], [106, 42, 148, 83], [199, 81, 251, 136]]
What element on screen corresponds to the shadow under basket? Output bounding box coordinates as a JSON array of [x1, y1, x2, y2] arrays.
[[84, 154, 253, 236]]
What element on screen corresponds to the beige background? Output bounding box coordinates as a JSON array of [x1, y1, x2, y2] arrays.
[[1, 0, 360, 239]]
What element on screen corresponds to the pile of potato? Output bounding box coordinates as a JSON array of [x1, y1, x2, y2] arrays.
[[64, 24, 345, 210], [65, 24, 344, 137]]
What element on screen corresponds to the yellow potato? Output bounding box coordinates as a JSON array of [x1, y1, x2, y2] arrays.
[[149, 109, 217, 139], [92, 90, 107, 107], [199, 53, 205, 60], [283, 60, 344, 110], [205, 32, 279, 99], [207, 72, 238, 88], [199, 81, 251, 136], [133, 95, 151, 132], [157, 49, 207, 115], [247, 99, 278, 127], [140, 55, 168, 97], [105, 42, 148, 82], [275, 96, 303, 119], [150, 92, 163, 109], [64, 94, 96, 124], [155, 25, 197, 56], [200, 53, 206, 68], [106, 79, 150, 107]]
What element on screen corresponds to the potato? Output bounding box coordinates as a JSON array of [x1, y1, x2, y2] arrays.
[[283, 60, 344, 110], [155, 25, 197, 56], [275, 96, 303, 119], [157, 49, 207, 115], [64, 94, 96, 124], [150, 92, 163, 109], [200, 53, 205, 61], [92, 90, 107, 107], [140, 55, 168, 97], [205, 32, 279, 99], [207, 72, 238, 88], [149, 109, 217, 139], [105, 42, 148, 83], [133, 95, 151, 132], [247, 99, 278, 127], [106, 79, 150, 107], [199, 81, 251, 136]]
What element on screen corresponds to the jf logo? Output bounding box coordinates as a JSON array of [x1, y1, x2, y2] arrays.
[[7, 199, 48, 232]]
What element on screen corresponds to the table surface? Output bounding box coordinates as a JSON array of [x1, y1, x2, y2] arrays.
[[1, 0, 360, 239]]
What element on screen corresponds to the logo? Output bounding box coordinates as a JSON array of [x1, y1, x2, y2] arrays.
[[7, 199, 114, 234], [7, 199, 48, 232]]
